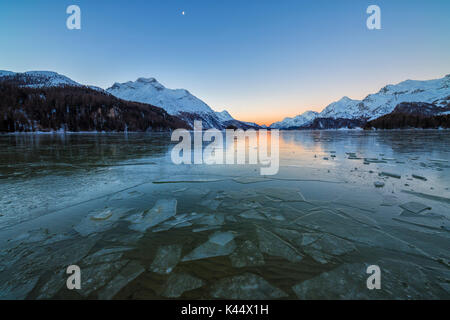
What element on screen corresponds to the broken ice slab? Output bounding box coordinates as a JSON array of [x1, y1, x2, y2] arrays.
[[75, 208, 127, 236], [257, 188, 306, 202], [374, 181, 385, 188], [429, 159, 449, 163], [256, 226, 303, 263], [379, 171, 401, 179], [97, 261, 145, 300], [232, 176, 273, 184], [200, 199, 221, 210], [153, 176, 226, 184], [229, 240, 265, 268], [239, 209, 267, 220], [153, 212, 204, 232], [182, 233, 236, 262], [293, 208, 419, 254], [299, 233, 356, 264], [82, 246, 133, 266], [209, 231, 235, 246], [364, 158, 387, 164], [161, 273, 204, 298], [192, 225, 221, 233], [272, 228, 356, 264], [195, 213, 225, 226], [127, 199, 177, 232], [258, 208, 286, 221], [211, 273, 288, 299], [401, 190, 450, 204], [150, 244, 182, 275], [292, 263, 373, 299], [293, 260, 446, 299], [393, 215, 449, 231], [80, 260, 129, 298], [412, 174, 428, 181], [399, 202, 431, 214]]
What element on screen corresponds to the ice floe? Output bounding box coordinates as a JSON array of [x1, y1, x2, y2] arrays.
[[182, 232, 236, 262], [230, 240, 265, 268], [150, 244, 182, 275], [127, 199, 177, 232], [256, 226, 303, 263], [161, 273, 204, 298], [211, 273, 288, 299], [97, 261, 145, 299]]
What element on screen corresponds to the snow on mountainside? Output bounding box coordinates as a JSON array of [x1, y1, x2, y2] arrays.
[[318, 96, 363, 119], [0, 70, 81, 88], [362, 74, 450, 120], [270, 111, 319, 129], [215, 110, 235, 122], [106, 77, 250, 129], [272, 74, 450, 128]]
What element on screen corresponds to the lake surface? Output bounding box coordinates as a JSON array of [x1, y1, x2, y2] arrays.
[[0, 131, 449, 299]]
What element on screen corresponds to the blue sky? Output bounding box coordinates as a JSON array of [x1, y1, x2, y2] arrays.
[[1, 0, 449, 125]]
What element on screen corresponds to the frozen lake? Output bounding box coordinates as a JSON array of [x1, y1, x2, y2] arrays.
[[0, 130, 449, 299]]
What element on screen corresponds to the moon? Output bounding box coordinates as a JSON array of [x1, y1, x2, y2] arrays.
[[182, 11, 185, 15]]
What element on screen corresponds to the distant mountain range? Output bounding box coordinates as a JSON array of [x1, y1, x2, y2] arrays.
[[272, 74, 450, 129], [0, 70, 449, 132]]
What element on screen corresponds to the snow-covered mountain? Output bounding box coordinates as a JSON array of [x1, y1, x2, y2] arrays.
[[0, 70, 81, 88], [106, 77, 255, 129], [271, 74, 450, 128], [318, 96, 363, 119], [270, 111, 319, 129]]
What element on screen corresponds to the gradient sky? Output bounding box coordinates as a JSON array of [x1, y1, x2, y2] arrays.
[[1, 0, 449, 125]]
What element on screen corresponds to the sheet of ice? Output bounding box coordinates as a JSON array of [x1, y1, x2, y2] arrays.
[[75, 208, 126, 236], [80, 260, 129, 297], [150, 244, 182, 275], [400, 202, 431, 214], [200, 199, 221, 210], [127, 199, 177, 232], [98, 261, 145, 299], [161, 273, 204, 298], [81, 247, 133, 266], [182, 237, 236, 262], [209, 231, 235, 246], [379, 172, 401, 179], [230, 240, 265, 268], [257, 188, 306, 202], [256, 226, 303, 263], [239, 209, 267, 220], [211, 273, 288, 299], [292, 260, 446, 299], [232, 177, 273, 184]]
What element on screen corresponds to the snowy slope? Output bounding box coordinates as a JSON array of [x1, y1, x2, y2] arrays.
[[362, 74, 450, 120], [107, 78, 214, 115], [273, 74, 450, 128], [215, 110, 235, 122], [107, 78, 248, 129], [0, 70, 81, 88], [318, 96, 364, 119], [270, 111, 319, 129]]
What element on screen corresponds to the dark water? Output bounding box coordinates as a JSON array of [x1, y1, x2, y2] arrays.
[[0, 131, 449, 299]]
